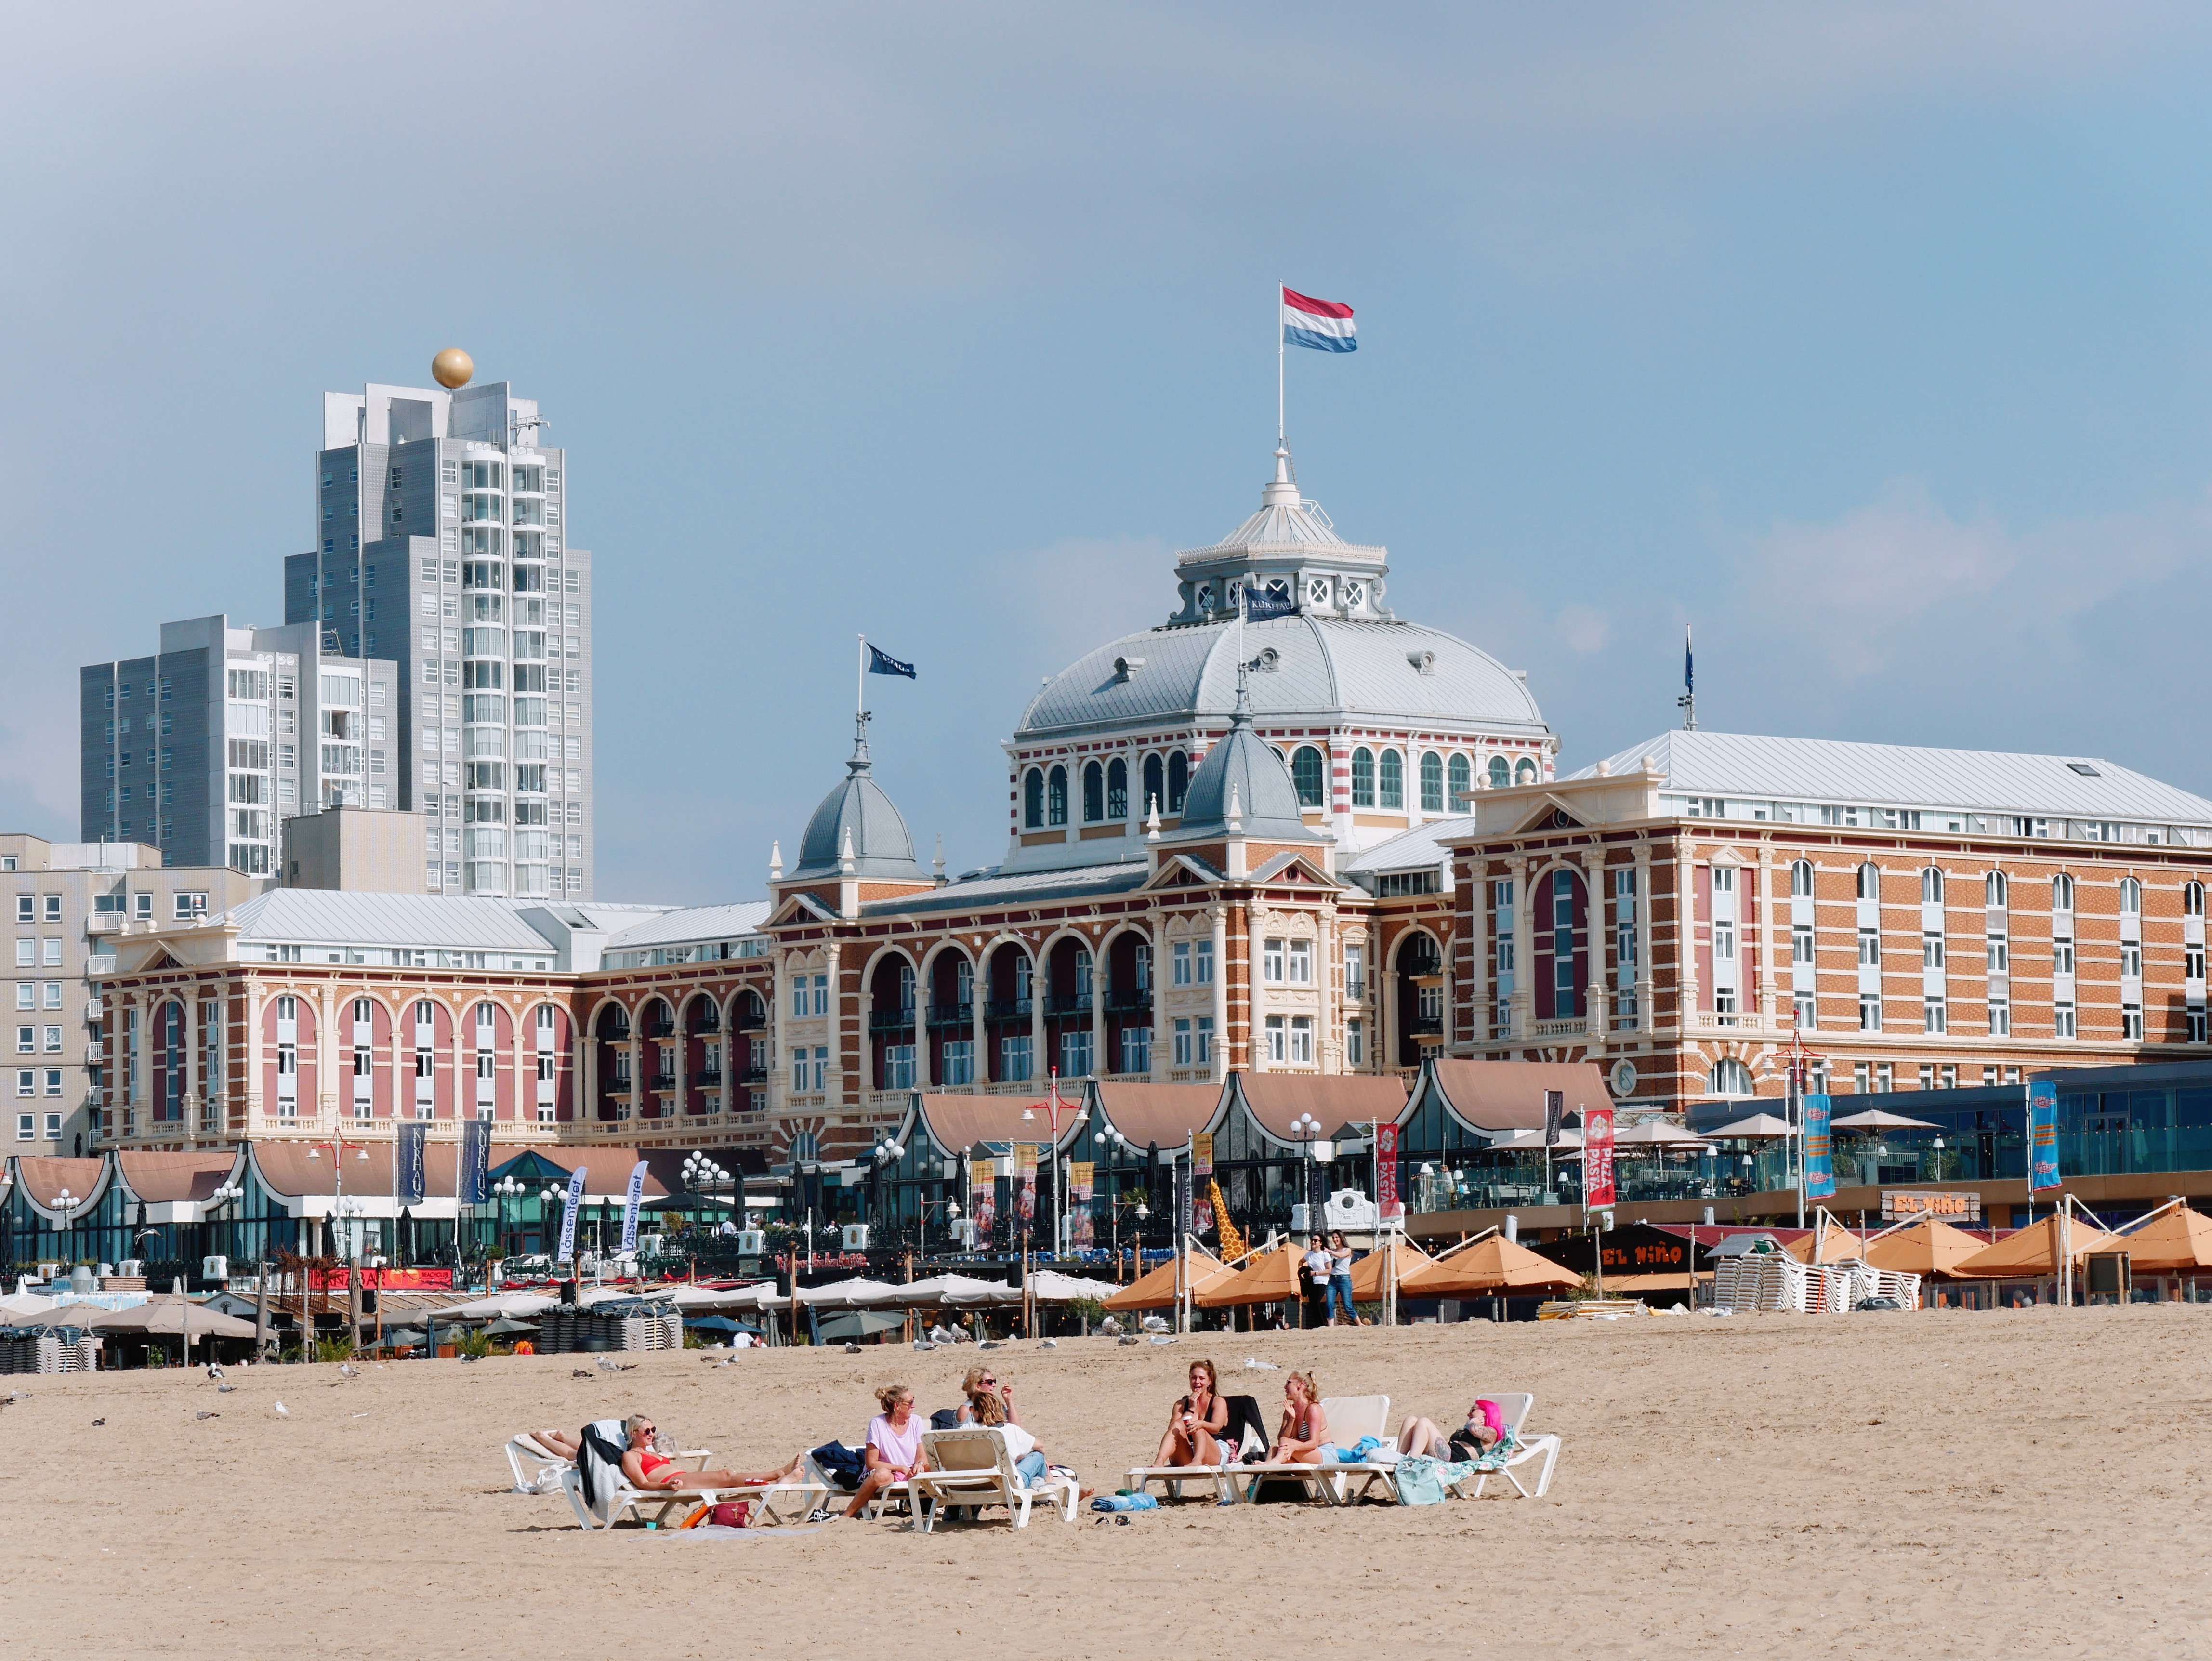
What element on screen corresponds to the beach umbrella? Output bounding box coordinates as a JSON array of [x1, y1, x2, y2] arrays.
[[1399, 1237, 1581, 1297], [85, 1299, 259, 1339], [2113, 1207, 2212, 1273], [1348, 1238, 1435, 1301], [482, 1316, 542, 1337], [1785, 1224, 1867, 1264], [794, 1277, 905, 1307], [1192, 1243, 1303, 1309], [381, 1327, 428, 1347], [1864, 1217, 1988, 1279], [1950, 1214, 2117, 1278], [683, 1314, 744, 1332], [0, 1292, 59, 1318], [1829, 1109, 1940, 1131], [667, 1284, 775, 1311], [1102, 1249, 1226, 1313], [817, 1308, 909, 1340], [899, 1274, 1022, 1306], [1612, 1122, 1715, 1147], [1705, 1113, 1794, 1139]]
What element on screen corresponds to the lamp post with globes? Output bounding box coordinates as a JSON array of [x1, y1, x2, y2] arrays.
[[493, 1176, 529, 1262], [682, 1151, 737, 1267]]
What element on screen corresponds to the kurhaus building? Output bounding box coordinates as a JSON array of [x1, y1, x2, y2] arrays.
[[73, 452, 2212, 1182]]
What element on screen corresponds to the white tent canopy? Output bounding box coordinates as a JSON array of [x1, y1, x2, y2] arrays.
[[1830, 1108, 1941, 1131], [897, 1274, 1022, 1306], [1706, 1113, 1794, 1139], [430, 1292, 562, 1321], [0, 1292, 58, 1319], [1028, 1271, 1120, 1303]]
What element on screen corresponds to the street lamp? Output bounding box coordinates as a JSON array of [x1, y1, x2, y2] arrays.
[[1931, 1136, 1946, 1183], [493, 1176, 528, 1258]]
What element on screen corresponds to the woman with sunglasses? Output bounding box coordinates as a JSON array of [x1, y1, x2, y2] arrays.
[[954, 1363, 1020, 1428], [618, 1415, 806, 1493], [1153, 1358, 1229, 1469]]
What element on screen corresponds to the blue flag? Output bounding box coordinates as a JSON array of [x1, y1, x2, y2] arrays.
[[457, 1118, 490, 1205], [2028, 1079, 2061, 1192], [1241, 584, 1297, 622], [1802, 1094, 1834, 1200], [867, 644, 916, 679], [393, 1122, 426, 1207]]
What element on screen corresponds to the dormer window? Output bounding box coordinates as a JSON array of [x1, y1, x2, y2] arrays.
[[1407, 649, 1435, 675]]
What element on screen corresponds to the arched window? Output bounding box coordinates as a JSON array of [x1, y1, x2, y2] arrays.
[[1167, 751, 1189, 814], [1023, 768, 1044, 830], [2053, 873, 2075, 911], [2188, 881, 2205, 918], [1705, 1058, 1754, 1096], [1921, 867, 1945, 904], [1448, 753, 1472, 808], [1419, 751, 1444, 813], [1142, 754, 1164, 819], [1791, 859, 1814, 897], [1985, 870, 2008, 908], [1082, 761, 1104, 822], [1856, 862, 1882, 900], [1379, 749, 1404, 810], [1514, 756, 1539, 785], [1291, 746, 1325, 808], [1351, 747, 1375, 808], [1047, 765, 1068, 827], [2120, 876, 2141, 915], [1106, 757, 1128, 820], [1488, 755, 1510, 790]]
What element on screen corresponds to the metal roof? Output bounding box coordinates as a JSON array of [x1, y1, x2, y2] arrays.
[[214, 889, 579, 951], [791, 725, 921, 881], [1572, 730, 2212, 827], [605, 902, 770, 950], [861, 862, 1149, 918], [1342, 816, 1476, 874], [1015, 613, 1549, 742]]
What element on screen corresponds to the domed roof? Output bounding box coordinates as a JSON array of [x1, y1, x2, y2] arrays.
[[1174, 676, 1323, 844], [791, 721, 922, 881], [1014, 612, 1547, 742]]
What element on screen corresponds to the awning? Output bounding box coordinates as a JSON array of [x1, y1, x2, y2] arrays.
[[1101, 1250, 1228, 1312], [1399, 1237, 1581, 1297], [1951, 1213, 2118, 1278]]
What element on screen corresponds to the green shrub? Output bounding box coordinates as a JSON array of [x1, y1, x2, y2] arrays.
[[312, 1334, 356, 1364], [455, 1328, 493, 1359]]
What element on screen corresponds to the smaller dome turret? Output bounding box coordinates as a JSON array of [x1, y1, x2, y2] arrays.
[[1172, 667, 1322, 844], [791, 716, 922, 881]]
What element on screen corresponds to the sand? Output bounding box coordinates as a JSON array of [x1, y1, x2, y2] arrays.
[[6, 1306, 2211, 1659]]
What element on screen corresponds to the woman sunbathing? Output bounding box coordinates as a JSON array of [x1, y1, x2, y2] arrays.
[[618, 1416, 805, 1492], [1153, 1358, 1229, 1468], [1266, 1371, 1329, 1466], [1396, 1397, 1504, 1461], [845, 1383, 926, 1519]]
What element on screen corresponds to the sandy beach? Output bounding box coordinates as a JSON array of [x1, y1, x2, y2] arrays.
[[6, 1308, 2210, 1660]]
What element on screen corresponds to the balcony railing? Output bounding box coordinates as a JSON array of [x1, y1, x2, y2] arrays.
[[1406, 1014, 1444, 1036], [1106, 988, 1153, 1014], [644, 1019, 676, 1038], [697, 1066, 723, 1086], [1531, 1018, 1584, 1038], [869, 1008, 917, 1034], [738, 1066, 768, 1085], [925, 1002, 974, 1029], [984, 997, 1033, 1022], [1045, 993, 1093, 1017]]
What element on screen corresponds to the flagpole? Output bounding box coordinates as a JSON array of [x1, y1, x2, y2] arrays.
[[856, 634, 865, 725], [1276, 281, 1285, 449]]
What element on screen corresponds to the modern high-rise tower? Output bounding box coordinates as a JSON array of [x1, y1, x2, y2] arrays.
[[284, 378, 595, 900]]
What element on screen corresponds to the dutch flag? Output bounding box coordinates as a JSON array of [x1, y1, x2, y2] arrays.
[[1282, 286, 1356, 352]]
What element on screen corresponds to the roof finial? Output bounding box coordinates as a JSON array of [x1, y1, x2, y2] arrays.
[[850, 710, 873, 775], [840, 825, 856, 875], [1145, 793, 1162, 842], [1227, 783, 1243, 833], [769, 839, 783, 881], [932, 833, 945, 881]]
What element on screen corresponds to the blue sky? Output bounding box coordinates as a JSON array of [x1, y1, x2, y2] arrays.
[[4, 5, 2212, 901]]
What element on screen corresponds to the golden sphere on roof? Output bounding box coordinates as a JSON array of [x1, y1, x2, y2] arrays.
[[431, 347, 474, 390]]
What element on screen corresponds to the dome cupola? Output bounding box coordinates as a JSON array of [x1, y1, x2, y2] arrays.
[[790, 716, 922, 881]]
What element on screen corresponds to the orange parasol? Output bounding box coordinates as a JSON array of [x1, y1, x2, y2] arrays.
[[1863, 1217, 1988, 1279], [1348, 1238, 1435, 1301], [1191, 1243, 1305, 1308], [1399, 1236, 1582, 1297], [1102, 1249, 1227, 1312], [2112, 1206, 2212, 1273], [1784, 1223, 1866, 1263], [1950, 1213, 2117, 1278]]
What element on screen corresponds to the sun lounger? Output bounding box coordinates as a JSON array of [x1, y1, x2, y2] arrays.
[[558, 1463, 829, 1530], [802, 1450, 916, 1520], [1123, 1395, 1269, 1503], [1446, 1391, 1559, 1499], [506, 1431, 714, 1496], [1221, 1395, 1393, 1505], [908, 1428, 1079, 1531]]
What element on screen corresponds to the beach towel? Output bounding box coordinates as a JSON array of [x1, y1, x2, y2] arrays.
[[810, 1440, 866, 1492], [576, 1419, 630, 1526], [1222, 1394, 1270, 1460]]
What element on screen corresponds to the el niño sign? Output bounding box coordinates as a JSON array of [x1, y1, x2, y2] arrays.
[[1882, 1190, 1982, 1223]]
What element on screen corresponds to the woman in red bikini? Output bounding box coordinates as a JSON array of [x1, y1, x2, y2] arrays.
[[620, 1416, 805, 1492]]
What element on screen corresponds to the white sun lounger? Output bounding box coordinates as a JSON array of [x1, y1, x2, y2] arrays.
[[908, 1428, 1079, 1531], [1219, 1395, 1394, 1506], [1445, 1391, 1560, 1499], [558, 1463, 828, 1530]]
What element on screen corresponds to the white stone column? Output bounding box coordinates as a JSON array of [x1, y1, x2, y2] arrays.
[[1209, 905, 1228, 1082], [1317, 905, 1337, 1072], [580, 1034, 599, 1122], [243, 984, 264, 1125], [1756, 846, 1778, 1031], [316, 984, 337, 1125], [183, 995, 201, 1141], [1029, 941, 1048, 1086], [1582, 846, 1609, 1046], [1147, 909, 1168, 1083], [1438, 906, 1456, 1060], [1634, 843, 1656, 1037], [971, 953, 988, 1095], [1247, 905, 1267, 1072], [130, 991, 150, 1133], [1675, 837, 1699, 1031], [1466, 861, 1490, 1051], [1509, 857, 1534, 1042], [1090, 932, 1108, 1081]]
